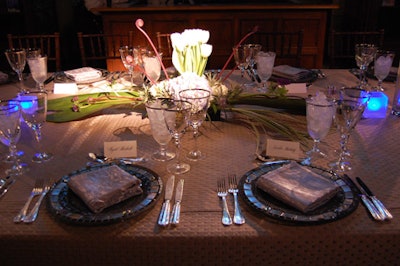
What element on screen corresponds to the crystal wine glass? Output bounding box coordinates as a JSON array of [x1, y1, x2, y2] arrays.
[[305, 94, 334, 163], [163, 99, 192, 174], [142, 50, 161, 83], [119, 46, 142, 86], [179, 88, 210, 161], [145, 99, 175, 161], [233, 45, 251, 81], [330, 87, 370, 172], [255, 51, 276, 92], [355, 43, 377, 89], [0, 100, 26, 175], [27, 54, 48, 92], [373, 50, 395, 91], [19, 90, 53, 163], [5, 48, 26, 93]]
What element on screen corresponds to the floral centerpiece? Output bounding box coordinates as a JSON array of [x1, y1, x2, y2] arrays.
[[47, 18, 309, 155]]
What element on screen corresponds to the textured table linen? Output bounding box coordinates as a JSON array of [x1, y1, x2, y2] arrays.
[[0, 70, 399, 265]]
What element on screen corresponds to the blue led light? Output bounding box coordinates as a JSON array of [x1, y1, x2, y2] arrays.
[[364, 91, 388, 118]]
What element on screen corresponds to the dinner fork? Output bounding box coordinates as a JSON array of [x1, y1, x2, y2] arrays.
[[217, 179, 232, 226], [14, 177, 44, 223], [24, 179, 53, 223], [228, 174, 245, 225]]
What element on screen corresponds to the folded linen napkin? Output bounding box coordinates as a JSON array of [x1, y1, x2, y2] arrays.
[[64, 67, 102, 82], [256, 161, 340, 213], [272, 65, 310, 81], [68, 165, 143, 213]]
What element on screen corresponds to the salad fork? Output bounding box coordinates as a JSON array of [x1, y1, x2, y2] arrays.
[[24, 179, 53, 223], [217, 179, 232, 226], [14, 177, 44, 223], [228, 174, 245, 225]]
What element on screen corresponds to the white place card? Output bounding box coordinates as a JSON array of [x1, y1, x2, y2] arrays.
[[266, 139, 301, 160], [286, 83, 307, 94], [53, 83, 78, 94], [104, 140, 137, 159]]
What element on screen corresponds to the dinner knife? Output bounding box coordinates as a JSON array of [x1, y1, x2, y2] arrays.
[[170, 179, 184, 225], [343, 174, 384, 221], [0, 176, 15, 199], [356, 177, 393, 220], [158, 175, 175, 226]]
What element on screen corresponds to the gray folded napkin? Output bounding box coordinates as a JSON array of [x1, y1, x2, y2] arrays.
[[256, 162, 339, 213], [272, 65, 310, 81], [68, 165, 143, 213]]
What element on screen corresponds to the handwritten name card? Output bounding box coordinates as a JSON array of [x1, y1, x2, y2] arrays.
[[104, 140, 137, 159], [266, 139, 301, 160]]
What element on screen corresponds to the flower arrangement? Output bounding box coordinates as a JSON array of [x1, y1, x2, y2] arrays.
[[47, 18, 308, 151]]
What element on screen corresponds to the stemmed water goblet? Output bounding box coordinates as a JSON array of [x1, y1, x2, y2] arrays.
[[0, 100, 26, 176], [233, 45, 251, 82], [119, 46, 143, 86], [179, 88, 210, 161], [245, 44, 261, 84], [255, 51, 276, 92], [27, 54, 48, 92], [373, 50, 395, 91], [18, 90, 53, 163], [145, 99, 175, 161], [162, 99, 192, 174], [305, 94, 334, 163], [355, 43, 377, 89], [330, 87, 370, 172], [5, 48, 26, 93], [142, 50, 161, 83]]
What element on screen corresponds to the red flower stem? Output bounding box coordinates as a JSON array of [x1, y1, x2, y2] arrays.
[[217, 25, 259, 81], [135, 19, 169, 81]]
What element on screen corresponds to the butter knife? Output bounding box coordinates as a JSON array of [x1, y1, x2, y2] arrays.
[[344, 174, 384, 221], [158, 175, 175, 226], [170, 179, 184, 225], [356, 177, 393, 220]]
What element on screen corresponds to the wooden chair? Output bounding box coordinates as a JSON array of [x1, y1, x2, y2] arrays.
[[77, 31, 134, 71], [156, 32, 173, 67], [245, 30, 304, 67], [328, 29, 385, 69], [7, 32, 61, 71]]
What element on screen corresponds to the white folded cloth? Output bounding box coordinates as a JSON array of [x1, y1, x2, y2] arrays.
[[68, 165, 143, 213], [256, 161, 340, 213], [272, 65, 310, 81], [64, 67, 102, 82]]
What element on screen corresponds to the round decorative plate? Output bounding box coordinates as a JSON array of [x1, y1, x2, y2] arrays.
[[239, 160, 359, 225], [47, 163, 162, 225]]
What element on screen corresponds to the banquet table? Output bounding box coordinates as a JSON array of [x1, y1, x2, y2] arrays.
[[0, 69, 399, 265]]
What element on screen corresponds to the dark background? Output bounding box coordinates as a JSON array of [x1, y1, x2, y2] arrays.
[[1, 0, 399, 73]]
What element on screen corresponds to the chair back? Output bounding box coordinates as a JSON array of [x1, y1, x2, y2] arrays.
[[7, 32, 61, 71], [77, 32, 134, 71], [156, 32, 173, 67], [328, 29, 385, 68], [245, 30, 304, 67]]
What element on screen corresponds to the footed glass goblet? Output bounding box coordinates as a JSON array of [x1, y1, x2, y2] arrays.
[[305, 94, 334, 163], [179, 88, 210, 161], [5, 48, 26, 93], [330, 87, 370, 172], [0, 100, 26, 176], [19, 90, 53, 163], [27, 54, 48, 92], [145, 99, 175, 161], [355, 43, 377, 89], [163, 99, 192, 175], [374, 50, 395, 91]]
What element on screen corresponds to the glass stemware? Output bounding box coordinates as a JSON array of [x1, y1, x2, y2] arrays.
[[355, 43, 377, 89], [233, 45, 251, 80], [145, 99, 175, 161], [245, 43, 262, 86], [330, 87, 370, 172], [305, 94, 334, 163], [142, 50, 162, 83], [119, 46, 142, 86], [0, 100, 26, 176], [27, 54, 48, 92], [5, 48, 26, 93], [179, 88, 210, 161], [163, 99, 192, 174], [255, 51, 276, 92], [373, 50, 395, 91], [19, 90, 53, 163]]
